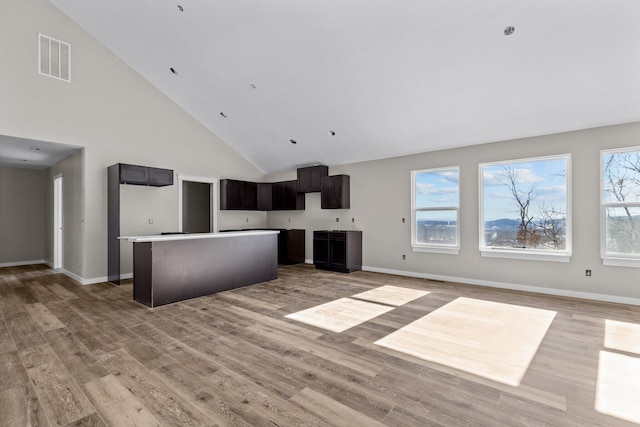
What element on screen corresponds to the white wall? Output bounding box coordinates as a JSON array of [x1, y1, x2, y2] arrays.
[[0, 167, 47, 265], [0, 0, 266, 281], [268, 122, 640, 303], [45, 149, 84, 274]]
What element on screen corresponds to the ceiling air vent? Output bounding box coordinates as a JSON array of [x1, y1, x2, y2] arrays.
[[38, 33, 71, 82]]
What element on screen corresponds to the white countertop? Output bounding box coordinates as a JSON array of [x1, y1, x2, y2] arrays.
[[118, 230, 280, 243]]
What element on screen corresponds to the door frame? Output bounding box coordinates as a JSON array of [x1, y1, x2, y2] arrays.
[[177, 175, 218, 233], [53, 174, 63, 269]]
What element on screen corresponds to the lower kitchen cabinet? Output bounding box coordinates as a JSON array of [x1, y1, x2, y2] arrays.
[[313, 230, 362, 273], [276, 229, 305, 264]]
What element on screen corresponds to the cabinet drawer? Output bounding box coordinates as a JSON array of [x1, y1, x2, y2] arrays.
[[329, 232, 346, 241], [314, 231, 329, 240]]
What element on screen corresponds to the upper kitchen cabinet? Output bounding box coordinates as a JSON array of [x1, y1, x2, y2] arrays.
[[297, 165, 328, 193], [148, 167, 174, 186], [321, 175, 350, 209], [220, 179, 257, 210], [272, 180, 305, 211], [257, 183, 273, 211], [118, 164, 173, 187]]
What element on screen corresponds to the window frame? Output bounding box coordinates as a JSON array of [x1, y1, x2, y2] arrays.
[[600, 146, 640, 268], [478, 154, 572, 263], [411, 166, 460, 255]]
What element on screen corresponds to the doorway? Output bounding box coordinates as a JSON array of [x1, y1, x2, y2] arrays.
[[53, 174, 63, 269], [178, 175, 218, 233]]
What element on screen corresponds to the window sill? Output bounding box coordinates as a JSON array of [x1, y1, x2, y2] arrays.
[[480, 248, 571, 263], [602, 257, 640, 268], [413, 246, 460, 255]]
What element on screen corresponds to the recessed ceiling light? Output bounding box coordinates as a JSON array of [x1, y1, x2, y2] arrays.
[[20, 159, 28, 162], [329, 130, 336, 136], [29, 147, 41, 151], [250, 84, 257, 89], [177, 5, 184, 12], [504, 26, 515, 36], [290, 139, 297, 145], [220, 112, 227, 118], [170, 67, 178, 75]]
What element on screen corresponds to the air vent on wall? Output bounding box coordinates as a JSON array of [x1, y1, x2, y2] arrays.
[[38, 33, 71, 82]]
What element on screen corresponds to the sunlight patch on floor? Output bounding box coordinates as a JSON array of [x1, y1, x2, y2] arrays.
[[595, 350, 640, 424], [604, 319, 640, 354], [285, 298, 394, 333], [374, 297, 556, 386], [351, 285, 429, 306]]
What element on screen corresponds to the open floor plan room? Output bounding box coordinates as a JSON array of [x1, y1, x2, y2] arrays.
[[1, 264, 639, 426]]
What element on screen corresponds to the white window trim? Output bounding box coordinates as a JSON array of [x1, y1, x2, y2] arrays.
[[411, 166, 460, 254], [478, 154, 572, 262], [600, 146, 640, 267], [38, 33, 71, 82]]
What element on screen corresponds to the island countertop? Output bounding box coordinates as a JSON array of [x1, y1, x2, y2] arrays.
[[119, 230, 279, 243]]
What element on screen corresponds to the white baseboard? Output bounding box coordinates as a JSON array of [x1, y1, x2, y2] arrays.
[[0, 259, 48, 268], [362, 265, 640, 307], [72, 272, 133, 285]]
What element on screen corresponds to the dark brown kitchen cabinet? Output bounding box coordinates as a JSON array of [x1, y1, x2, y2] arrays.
[[321, 175, 350, 209], [220, 179, 257, 210], [297, 165, 328, 193], [313, 230, 361, 273], [118, 164, 173, 187], [276, 229, 305, 264], [257, 183, 272, 211], [272, 180, 305, 210], [148, 167, 174, 186], [108, 163, 174, 285]]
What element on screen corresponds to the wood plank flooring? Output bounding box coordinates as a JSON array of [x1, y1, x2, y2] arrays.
[[1, 263, 639, 426]]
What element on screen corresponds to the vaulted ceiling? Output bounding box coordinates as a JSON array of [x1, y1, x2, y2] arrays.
[[48, 0, 640, 174]]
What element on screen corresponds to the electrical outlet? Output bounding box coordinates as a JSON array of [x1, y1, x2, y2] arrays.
[[402, 254, 406, 260], [288, 218, 291, 222], [336, 218, 339, 222], [352, 218, 355, 223], [246, 218, 249, 222], [586, 269, 592, 277], [148, 218, 153, 224], [402, 218, 405, 223]]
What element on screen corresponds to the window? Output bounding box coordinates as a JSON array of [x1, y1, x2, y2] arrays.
[[479, 155, 571, 262], [601, 147, 640, 267], [411, 167, 460, 254], [38, 33, 71, 82]]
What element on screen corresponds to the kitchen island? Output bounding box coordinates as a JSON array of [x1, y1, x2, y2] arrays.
[[119, 230, 279, 307]]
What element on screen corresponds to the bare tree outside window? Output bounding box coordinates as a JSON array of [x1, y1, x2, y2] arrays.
[[603, 149, 640, 256], [481, 156, 569, 253]]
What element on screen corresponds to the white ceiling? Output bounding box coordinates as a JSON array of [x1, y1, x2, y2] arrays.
[[0, 135, 82, 170], [48, 0, 640, 174]]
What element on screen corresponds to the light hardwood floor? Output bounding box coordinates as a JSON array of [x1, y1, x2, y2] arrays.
[[1, 263, 639, 426]]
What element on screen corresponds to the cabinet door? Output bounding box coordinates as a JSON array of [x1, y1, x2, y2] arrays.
[[243, 182, 257, 210], [297, 168, 311, 193], [287, 229, 306, 264], [309, 166, 328, 192], [119, 164, 149, 185], [271, 182, 285, 210], [220, 180, 244, 210], [313, 232, 329, 266], [297, 166, 328, 193], [284, 180, 305, 210], [321, 175, 350, 209], [329, 233, 347, 269], [148, 167, 173, 186], [257, 183, 273, 211]]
